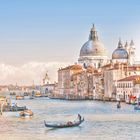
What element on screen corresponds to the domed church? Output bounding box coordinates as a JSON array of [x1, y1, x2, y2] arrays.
[[112, 39, 128, 63], [78, 25, 109, 68], [112, 39, 135, 65]]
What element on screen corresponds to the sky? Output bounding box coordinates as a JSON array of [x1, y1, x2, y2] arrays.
[[0, 0, 140, 85]]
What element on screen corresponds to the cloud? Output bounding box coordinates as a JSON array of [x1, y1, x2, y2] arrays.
[[0, 61, 70, 85]]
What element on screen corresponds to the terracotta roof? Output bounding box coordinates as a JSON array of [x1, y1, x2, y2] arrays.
[[102, 63, 112, 68], [109, 68, 118, 70], [72, 70, 84, 76], [118, 75, 140, 82], [58, 64, 82, 71], [42, 84, 55, 86]]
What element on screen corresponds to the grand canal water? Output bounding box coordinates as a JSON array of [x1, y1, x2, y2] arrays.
[[1, 97, 140, 140]]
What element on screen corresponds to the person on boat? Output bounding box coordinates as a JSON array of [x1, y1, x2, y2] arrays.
[[117, 101, 121, 108], [67, 121, 73, 126], [78, 114, 82, 121]]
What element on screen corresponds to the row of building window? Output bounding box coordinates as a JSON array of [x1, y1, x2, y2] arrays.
[[117, 83, 132, 88]]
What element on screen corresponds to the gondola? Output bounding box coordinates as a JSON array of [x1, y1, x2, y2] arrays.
[[44, 116, 84, 128]]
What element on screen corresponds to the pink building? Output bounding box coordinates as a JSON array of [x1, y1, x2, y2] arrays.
[[58, 64, 83, 99], [57, 64, 95, 99]]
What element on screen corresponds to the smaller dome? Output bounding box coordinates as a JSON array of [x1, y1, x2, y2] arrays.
[[112, 40, 128, 59]]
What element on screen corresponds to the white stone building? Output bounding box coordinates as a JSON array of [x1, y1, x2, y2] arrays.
[[116, 75, 140, 103], [104, 67, 126, 99]]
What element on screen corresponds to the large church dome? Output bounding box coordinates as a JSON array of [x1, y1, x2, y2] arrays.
[[112, 40, 128, 59], [78, 25, 108, 68], [80, 25, 107, 57]]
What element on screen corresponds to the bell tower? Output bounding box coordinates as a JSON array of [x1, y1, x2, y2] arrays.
[[129, 40, 135, 65]]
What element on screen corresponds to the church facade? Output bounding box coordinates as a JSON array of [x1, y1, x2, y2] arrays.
[[78, 25, 136, 68]]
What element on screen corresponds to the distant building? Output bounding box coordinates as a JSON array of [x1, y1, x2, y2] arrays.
[[41, 83, 55, 96], [0, 85, 9, 92], [43, 72, 51, 85]]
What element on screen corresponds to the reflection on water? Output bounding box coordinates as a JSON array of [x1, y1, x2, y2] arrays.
[[0, 98, 140, 140]]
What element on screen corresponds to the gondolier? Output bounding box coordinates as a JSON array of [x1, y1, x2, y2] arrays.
[[78, 114, 82, 121]]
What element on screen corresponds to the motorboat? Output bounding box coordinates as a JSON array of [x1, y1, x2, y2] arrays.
[[19, 109, 33, 117]]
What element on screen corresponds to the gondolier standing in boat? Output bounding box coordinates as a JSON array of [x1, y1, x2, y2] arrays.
[[78, 114, 81, 121]]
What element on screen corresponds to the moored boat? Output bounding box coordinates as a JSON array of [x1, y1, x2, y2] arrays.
[[9, 105, 27, 112], [134, 105, 140, 110], [44, 114, 84, 128], [16, 95, 24, 100], [34, 92, 42, 97]]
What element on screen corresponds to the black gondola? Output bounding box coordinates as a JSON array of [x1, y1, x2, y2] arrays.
[[44, 115, 84, 128]]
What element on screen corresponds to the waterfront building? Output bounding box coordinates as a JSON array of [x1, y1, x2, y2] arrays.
[[70, 71, 89, 99], [57, 64, 96, 99], [103, 63, 126, 99], [70, 66, 95, 99], [116, 75, 140, 103], [41, 83, 55, 97], [78, 25, 108, 68], [50, 83, 58, 98], [92, 72, 104, 100], [58, 64, 83, 99]]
